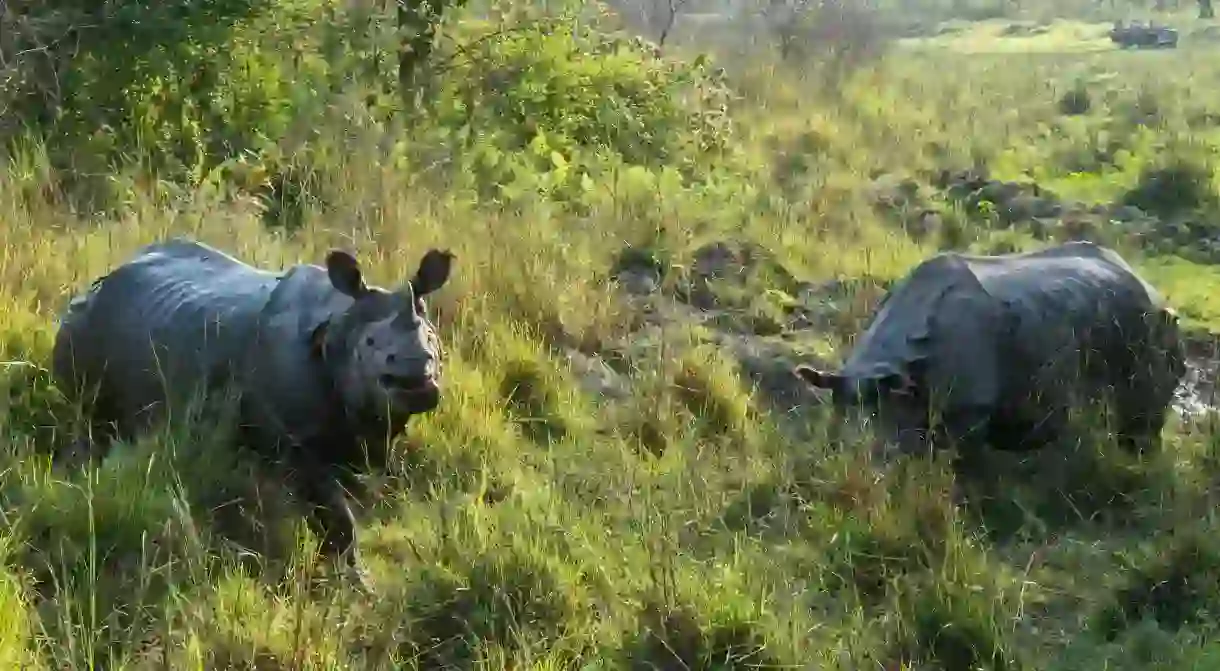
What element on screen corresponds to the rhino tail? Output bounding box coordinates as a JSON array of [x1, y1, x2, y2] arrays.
[[1150, 306, 1187, 381]]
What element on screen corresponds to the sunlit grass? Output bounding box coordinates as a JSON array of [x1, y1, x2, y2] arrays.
[[2, 11, 1220, 670]]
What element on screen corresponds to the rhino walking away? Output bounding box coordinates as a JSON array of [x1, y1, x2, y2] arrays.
[[794, 241, 1186, 460], [52, 238, 455, 589]]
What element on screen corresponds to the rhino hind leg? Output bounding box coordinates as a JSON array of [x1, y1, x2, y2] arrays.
[[54, 375, 130, 467], [1109, 343, 1181, 456], [1115, 413, 1167, 456], [1112, 393, 1170, 456], [986, 414, 1062, 452], [52, 312, 131, 465]]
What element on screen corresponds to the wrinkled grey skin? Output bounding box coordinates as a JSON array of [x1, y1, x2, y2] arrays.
[[795, 241, 1186, 459], [52, 238, 455, 589]]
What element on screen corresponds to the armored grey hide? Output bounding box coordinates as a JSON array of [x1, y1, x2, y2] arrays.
[[52, 237, 455, 590], [52, 238, 451, 451], [237, 252, 448, 456], [52, 239, 282, 433], [796, 241, 1185, 453]]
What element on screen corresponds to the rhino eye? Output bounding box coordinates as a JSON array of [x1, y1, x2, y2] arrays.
[[365, 337, 374, 347], [386, 354, 396, 364]]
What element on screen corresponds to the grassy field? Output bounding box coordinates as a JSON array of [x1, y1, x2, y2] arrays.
[[6, 4, 1220, 669]]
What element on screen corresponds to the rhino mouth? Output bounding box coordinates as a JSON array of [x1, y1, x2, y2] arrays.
[[380, 373, 439, 395]]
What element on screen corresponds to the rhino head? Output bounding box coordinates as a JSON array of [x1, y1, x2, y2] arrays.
[[793, 360, 933, 455], [313, 248, 455, 424]]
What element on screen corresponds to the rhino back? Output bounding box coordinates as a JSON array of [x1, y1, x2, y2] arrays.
[[834, 242, 1172, 420], [239, 264, 356, 452], [964, 244, 1168, 406], [56, 239, 280, 430], [966, 245, 1161, 338]]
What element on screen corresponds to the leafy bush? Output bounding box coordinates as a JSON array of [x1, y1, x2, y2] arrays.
[[626, 599, 786, 670], [0, 0, 410, 210], [904, 584, 1022, 671], [3, 0, 301, 179], [1059, 81, 1092, 116], [1122, 157, 1218, 220], [422, 20, 735, 207], [1097, 530, 1220, 639], [765, 0, 891, 76]]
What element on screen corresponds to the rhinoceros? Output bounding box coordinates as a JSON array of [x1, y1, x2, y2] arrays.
[[51, 238, 455, 588], [1109, 21, 1179, 49], [794, 241, 1186, 458]]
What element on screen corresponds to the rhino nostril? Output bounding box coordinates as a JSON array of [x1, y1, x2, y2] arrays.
[[386, 354, 396, 364]]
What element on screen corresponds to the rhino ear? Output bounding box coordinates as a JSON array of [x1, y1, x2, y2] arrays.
[[411, 249, 454, 297], [794, 365, 844, 391], [326, 250, 367, 298]]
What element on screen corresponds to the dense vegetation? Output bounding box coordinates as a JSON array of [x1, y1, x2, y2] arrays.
[[5, 0, 1220, 668]]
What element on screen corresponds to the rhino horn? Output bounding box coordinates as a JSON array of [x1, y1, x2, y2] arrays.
[[794, 365, 845, 391], [391, 283, 418, 327]]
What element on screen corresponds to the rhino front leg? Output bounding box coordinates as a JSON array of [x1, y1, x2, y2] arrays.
[[61, 383, 129, 467], [1111, 364, 1178, 457], [296, 462, 370, 591]]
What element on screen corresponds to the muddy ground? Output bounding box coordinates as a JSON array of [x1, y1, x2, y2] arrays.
[[598, 237, 1220, 432]]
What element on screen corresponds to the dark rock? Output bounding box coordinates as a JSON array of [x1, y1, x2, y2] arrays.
[[692, 241, 741, 280], [934, 167, 991, 193], [1109, 204, 1148, 223], [617, 269, 661, 296], [1000, 194, 1061, 224], [1025, 217, 1056, 240], [1058, 209, 1103, 241], [564, 348, 631, 400], [905, 209, 942, 241], [972, 180, 1025, 206], [611, 245, 669, 296], [710, 332, 832, 413], [679, 240, 803, 315]]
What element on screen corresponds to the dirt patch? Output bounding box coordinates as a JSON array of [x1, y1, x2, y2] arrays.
[[598, 240, 869, 414], [1176, 332, 1220, 417], [603, 237, 1220, 427], [879, 166, 1220, 264]]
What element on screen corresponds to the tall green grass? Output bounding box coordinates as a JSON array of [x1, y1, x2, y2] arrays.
[[3, 5, 1220, 668]]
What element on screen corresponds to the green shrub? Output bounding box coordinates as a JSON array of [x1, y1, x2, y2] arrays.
[[1, 0, 368, 203], [626, 599, 786, 670], [1058, 81, 1092, 116], [423, 20, 735, 207], [1097, 530, 1220, 639], [1122, 156, 1217, 220], [904, 584, 1022, 671], [404, 549, 587, 666]]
